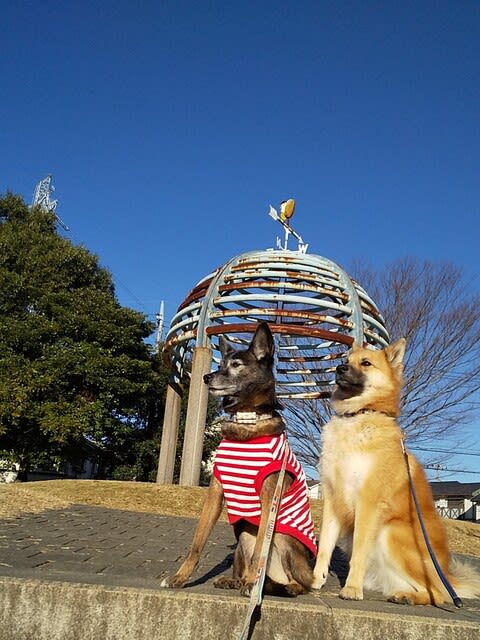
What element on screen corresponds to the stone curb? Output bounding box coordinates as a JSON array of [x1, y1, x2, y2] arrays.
[[1, 577, 479, 640], [1, 505, 479, 639]]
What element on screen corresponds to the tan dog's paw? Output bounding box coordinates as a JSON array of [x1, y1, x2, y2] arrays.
[[389, 590, 435, 605], [311, 572, 328, 590], [389, 593, 414, 605], [339, 585, 363, 600], [312, 555, 330, 590]]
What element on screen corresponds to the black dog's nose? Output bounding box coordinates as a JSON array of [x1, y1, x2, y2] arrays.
[[203, 372, 213, 384], [336, 364, 349, 375]]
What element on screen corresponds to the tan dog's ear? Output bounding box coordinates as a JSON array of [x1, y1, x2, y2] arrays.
[[350, 341, 362, 353], [385, 338, 406, 381]]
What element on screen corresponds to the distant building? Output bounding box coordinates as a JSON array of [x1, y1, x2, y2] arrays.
[[2, 438, 108, 483], [307, 479, 321, 499], [430, 481, 480, 522], [0, 461, 20, 483]]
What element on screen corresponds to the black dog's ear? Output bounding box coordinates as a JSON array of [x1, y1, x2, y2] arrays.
[[218, 335, 235, 360], [250, 322, 274, 361]]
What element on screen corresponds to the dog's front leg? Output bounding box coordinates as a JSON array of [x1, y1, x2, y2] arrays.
[[340, 491, 384, 601], [160, 476, 224, 588], [240, 473, 281, 597], [312, 486, 340, 590]]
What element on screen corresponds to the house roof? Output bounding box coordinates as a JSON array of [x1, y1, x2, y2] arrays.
[[430, 481, 480, 499]]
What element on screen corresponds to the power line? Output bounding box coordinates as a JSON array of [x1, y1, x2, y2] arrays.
[[425, 465, 480, 475], [411, 446, 480, 458], [112, 279, 152, 315]]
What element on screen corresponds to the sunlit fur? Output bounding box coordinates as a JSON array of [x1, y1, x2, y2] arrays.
[[312, 340, 480, 605]]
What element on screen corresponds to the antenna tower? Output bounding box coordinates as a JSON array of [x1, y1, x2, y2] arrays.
[[32, 175, 70, 231]]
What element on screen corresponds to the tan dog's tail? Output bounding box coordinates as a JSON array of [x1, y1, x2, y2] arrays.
[[450, 557, 480, 599]]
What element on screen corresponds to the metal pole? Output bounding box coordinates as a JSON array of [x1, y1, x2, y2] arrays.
[[179, 346, 212, 486], [156, 382, 183, 484], [154, 300, 165, 355]]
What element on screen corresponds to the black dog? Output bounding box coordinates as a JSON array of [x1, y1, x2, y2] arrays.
[[161, 322, 316, 596]]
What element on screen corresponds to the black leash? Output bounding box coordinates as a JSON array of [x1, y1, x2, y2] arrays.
[[401, 438, 463, 608]]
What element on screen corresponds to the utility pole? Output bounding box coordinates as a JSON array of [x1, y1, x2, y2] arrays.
[[154, 301, 165, 354]]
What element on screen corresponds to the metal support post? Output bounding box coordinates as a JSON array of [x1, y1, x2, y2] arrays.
[[156, 382, 183, 484], [179, 346, 212, 486]]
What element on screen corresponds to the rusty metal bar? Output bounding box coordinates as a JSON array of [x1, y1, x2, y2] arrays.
[[218, 279, 350, 301], [209, 307, 354, 328], [205, 322, 354, 345], [212, 292, 351, 315]]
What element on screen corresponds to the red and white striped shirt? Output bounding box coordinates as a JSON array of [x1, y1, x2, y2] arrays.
[[213, 432, 317, 556]]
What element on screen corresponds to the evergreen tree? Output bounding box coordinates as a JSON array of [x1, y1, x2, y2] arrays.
[[0, 192, 161, 473]]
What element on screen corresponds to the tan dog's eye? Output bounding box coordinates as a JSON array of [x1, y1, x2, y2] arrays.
[[361, 359, 372, 367], [230, 361, 242, 369]]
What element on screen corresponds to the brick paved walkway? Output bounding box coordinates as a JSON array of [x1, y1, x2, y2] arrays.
[[0, 505, 238, 591], [0, 502, 479, 627]]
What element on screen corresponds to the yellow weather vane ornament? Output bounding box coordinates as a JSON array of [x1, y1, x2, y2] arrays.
[[268, 198, 308, 253], [280, 198, 296, 222]]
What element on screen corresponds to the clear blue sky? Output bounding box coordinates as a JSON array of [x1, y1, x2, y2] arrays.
[[1, 1, 479, 481]]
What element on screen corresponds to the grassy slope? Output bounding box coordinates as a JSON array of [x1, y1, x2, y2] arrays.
[[1, 480, 480, 558]]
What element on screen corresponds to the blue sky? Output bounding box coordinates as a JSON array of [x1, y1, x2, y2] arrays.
[[1, 1, 479, 481]]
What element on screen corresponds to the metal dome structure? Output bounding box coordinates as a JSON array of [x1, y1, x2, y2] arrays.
[[157, 234, 389, 486]]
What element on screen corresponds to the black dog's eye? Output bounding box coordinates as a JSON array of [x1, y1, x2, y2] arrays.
[[361, 359, 372, 367], [230, 361, 242, 369]]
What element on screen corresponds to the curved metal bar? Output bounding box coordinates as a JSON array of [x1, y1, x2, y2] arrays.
[[163, 249, 389, 395]]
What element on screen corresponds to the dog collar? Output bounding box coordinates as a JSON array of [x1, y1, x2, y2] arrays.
[[338, 408, 395, 418], [231, 411, 274, 425]]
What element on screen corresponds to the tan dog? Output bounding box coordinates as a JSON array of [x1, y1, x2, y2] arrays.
[[312, 339, 480, 605]]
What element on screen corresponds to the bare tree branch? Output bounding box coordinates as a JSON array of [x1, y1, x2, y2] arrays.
[[285, 258, 480, 473]]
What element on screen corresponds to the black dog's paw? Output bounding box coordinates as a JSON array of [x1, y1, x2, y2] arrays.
[[240, 582, 254, 597], [284, 583, 303, 597], [160, 575, 187, 589], [214, 576, 242, 590]]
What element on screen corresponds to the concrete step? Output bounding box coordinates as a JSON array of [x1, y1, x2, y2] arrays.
[[1, 504, 479, 639], [1, 577, 480, 640]]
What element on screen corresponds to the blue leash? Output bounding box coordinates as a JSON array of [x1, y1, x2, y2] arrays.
[[401, 438, 463, 608]]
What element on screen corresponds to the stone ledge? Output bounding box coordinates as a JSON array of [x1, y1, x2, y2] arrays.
[[1, 577, 479, 640]]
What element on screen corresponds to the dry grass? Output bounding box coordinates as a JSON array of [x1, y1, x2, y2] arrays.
[[0, 480, 219, 520], [308, 500, 480, 558], [443, 518, 480, 557], [1, 480, 479, 558]]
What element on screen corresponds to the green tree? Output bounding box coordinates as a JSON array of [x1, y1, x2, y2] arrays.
[[110, 354, 221, 484], [0, 192, 161, 473], [110, 349, 171, 481]]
